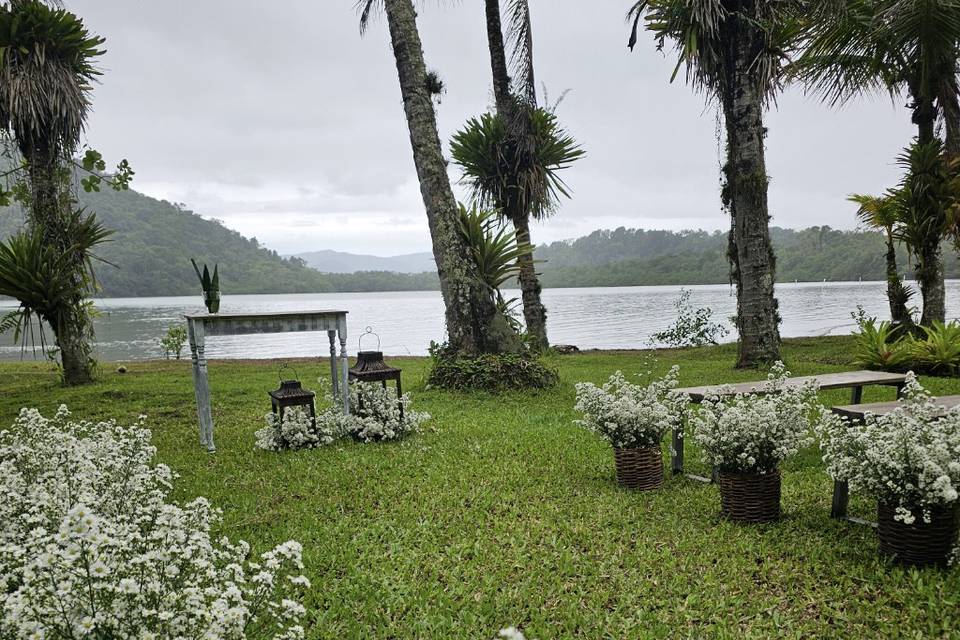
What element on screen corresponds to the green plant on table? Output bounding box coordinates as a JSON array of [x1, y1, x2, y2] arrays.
[[190, 258, 220, 313]]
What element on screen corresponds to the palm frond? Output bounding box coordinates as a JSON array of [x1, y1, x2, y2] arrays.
[[504, 0, 537, 105], [356, 0, 384, 35]]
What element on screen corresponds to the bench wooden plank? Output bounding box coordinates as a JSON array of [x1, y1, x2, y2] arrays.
[[831, 395, 960, 420], [677, 370, 907, 404]]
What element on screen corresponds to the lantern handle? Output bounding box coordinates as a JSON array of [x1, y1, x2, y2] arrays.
[[358, 326, 381, 352], [278, 363, 299, 382]]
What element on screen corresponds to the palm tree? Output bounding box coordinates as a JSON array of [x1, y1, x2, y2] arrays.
[[848, 192, 914, 326], [449, 108, 584, 351], [795, 0, 960, 326], [0, 0, 105, 384], [628, 0, 793, 367], [357, 0, 519, 355], [476, 0, 584, 351]]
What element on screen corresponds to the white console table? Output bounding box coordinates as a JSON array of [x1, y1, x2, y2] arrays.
[[184, 310, 349, 452]]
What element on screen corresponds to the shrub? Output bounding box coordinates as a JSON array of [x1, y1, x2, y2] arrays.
[[0, 406, 309, 638], [427, 343, 559, 392], [158, 323, 188, 360], [255, 405, 343, 451], [905, 321, 960, 376], [817, 374, 960, 524], [852, 317, 912, 371], [689, 362, 822, 474], [651, 289, 729, 348], [573, 367, 683, 449], [346, 382, 430, 443]]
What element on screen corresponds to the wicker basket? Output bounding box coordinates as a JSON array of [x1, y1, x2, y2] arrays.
[[718, 469, 781, 523], [613, 446, 664, 490], [877, 502, 960, 568]]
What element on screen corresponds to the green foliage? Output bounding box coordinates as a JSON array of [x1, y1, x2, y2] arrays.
[[853, 312, 960, 376], [427, 341, 558, 392], [651, 288, 729, 348], [450, 107, 584, 222], [852, 317, 913, 372], [190, 258, 219, 293], [905, 321, 960, 376], [158, 324, 187, 360], [0, 209, 111, 349], [0, 0, 104, 150]]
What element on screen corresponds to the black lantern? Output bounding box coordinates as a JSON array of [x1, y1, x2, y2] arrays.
[[349, 327, 403, 418], [268, 365, 316, 425]]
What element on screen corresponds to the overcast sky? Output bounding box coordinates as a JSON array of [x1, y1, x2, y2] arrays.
[[70, 0, 916, 257]]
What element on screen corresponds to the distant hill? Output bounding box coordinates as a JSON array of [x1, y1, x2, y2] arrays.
[[293, 249, 435, 274], [3, 183, 958, 298], [0, 187, 436, 297]]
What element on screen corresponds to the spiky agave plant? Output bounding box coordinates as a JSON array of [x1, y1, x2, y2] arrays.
[[190, 258, 220, 313]]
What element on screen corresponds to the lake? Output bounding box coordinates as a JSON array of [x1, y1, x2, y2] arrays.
[[2, 281, 959, 362]]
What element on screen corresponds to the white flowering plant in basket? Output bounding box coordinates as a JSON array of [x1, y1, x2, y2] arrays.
[[1, 406, 310, 639], [690, 362, 822, 474], [817, 373, 960, 524], [574, 366, 684, 449]]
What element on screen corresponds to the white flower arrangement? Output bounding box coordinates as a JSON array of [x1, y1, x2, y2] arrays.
[[255, 405, 343, 451], [346, 382, 430, 443], [817, 373, 960, 524], [574, 366, 684, 449], [1, 406, 309, 639], [690, 362, 820, 474]]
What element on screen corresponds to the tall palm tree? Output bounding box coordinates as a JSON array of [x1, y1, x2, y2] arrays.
[[357, 0, 519, 355], [0, 0, 105, 384], [848, 192, 913, 326], [795, 0, 960, 326], [628, 0, 794, 367], [477, 0, 583, 351]]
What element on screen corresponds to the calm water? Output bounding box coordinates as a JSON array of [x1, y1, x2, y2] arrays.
[[1, 281, 959, 362]]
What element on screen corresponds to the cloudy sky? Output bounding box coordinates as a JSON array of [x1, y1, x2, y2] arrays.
[[71, 0, 916, 257]]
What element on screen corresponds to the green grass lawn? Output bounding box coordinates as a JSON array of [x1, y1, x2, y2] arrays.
[[2, 336, 959, 639]]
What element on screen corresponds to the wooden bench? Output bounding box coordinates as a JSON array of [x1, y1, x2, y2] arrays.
[[829, 395, 960, 525], [672, 370, 908, 482]]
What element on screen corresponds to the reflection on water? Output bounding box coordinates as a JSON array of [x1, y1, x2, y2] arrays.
[[1, 281, 958, 361]]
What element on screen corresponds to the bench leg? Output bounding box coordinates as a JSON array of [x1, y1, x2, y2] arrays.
[[831, 479, 849, 519], [850, 386, 863, 404], [896, 382, 906, 399], [671, 416, 684, 475]]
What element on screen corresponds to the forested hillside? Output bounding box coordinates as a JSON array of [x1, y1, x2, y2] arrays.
[[3, 184, 957, 297], [0, 188, 435, 296]]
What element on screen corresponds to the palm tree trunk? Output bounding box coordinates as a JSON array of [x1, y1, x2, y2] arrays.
[[511, 214, 548, 350], [21, 140, 94, 385], [884, 235, 912, 326], [485, 0, 512, 114], [721, 14, 781, 368], [384, 0, 518, 355], [918, 242, 946, 327], [941, 73, 960, 159]]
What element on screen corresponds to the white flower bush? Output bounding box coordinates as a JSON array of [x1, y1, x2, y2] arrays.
[[255, 406, 343, 451], [817, 373, 960, 524], [346, 382, 430, 443], [574, 366, 684, 449], [690, 362, 821, 474], [0, 406, 310, 639]]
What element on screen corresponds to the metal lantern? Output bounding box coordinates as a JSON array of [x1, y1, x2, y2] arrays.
[[349, 327, 403, 418], [268, 365, 316, 425]]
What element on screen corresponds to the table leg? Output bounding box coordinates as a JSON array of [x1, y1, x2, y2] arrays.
[[328, 330, 339, 400], [671, 413, 685, 474], [850, 386, 863, 404], [896, 382, 906, 399], [188, 321, 215, 452], [831, 479, 850, 519], [339, 321, 350, 415]]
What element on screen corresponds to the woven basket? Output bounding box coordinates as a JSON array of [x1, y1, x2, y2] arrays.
[[877, 502, 960, 568], [718, 469, 781, 523], [613, 446, 664, 490]]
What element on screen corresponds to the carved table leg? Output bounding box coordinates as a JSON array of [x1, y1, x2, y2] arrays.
[[328, 330, 339, 400]]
